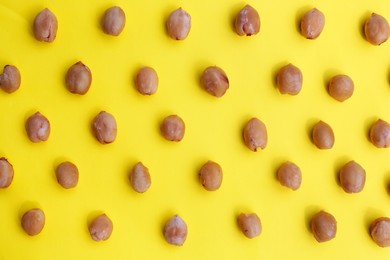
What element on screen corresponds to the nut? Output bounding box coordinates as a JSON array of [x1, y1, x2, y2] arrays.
[[243, 117, 267, 151], [167, 8, 191, 40], [33, 8, 58, 42], [0, 65, 21, 93], [235, 5, 260, 36]]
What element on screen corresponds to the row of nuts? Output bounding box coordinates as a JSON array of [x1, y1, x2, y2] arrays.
[[0, 156, 368, 195], [242, 7, 390, 46], [22, 110, 390, 149], [0, 62, 228, 97], [276, 160, 365, 194], [296, 8, 390, 44], [311, 211, 390, 248], [19, 209, 184, 245], [243, 117, 390, 151], [0, 61, 364, 114], [0, 157, 221, 193], [0, 61, 366, 105], [17, 206, 390, 247], [0, 157, 368, 194], [21, 209, 115, 241], [32, 6, 390, 45], [276, 63, 355, 101], [33, 7, 125, 42]]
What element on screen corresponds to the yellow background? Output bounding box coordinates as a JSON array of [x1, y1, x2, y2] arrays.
[[1, 0, 390, 259]]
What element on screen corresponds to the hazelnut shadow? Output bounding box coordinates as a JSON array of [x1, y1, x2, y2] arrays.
[[387, 64, 390, 86], [383, 172, 390, 196], [364, 117, 378, 144], [228, 3, 250, 35], [295, 6, 312, 35], [323, 69, 341, 95], [359, 12, 372, 42], [305, 118, 319, 146], [333, 156, 350, 187], [363, 208, 384, 237], [304, 205, 321, 233], [271, 62, 286, 90]]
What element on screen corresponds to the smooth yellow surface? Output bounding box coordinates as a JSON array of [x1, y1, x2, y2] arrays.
[[1, 0, 390, 259]]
